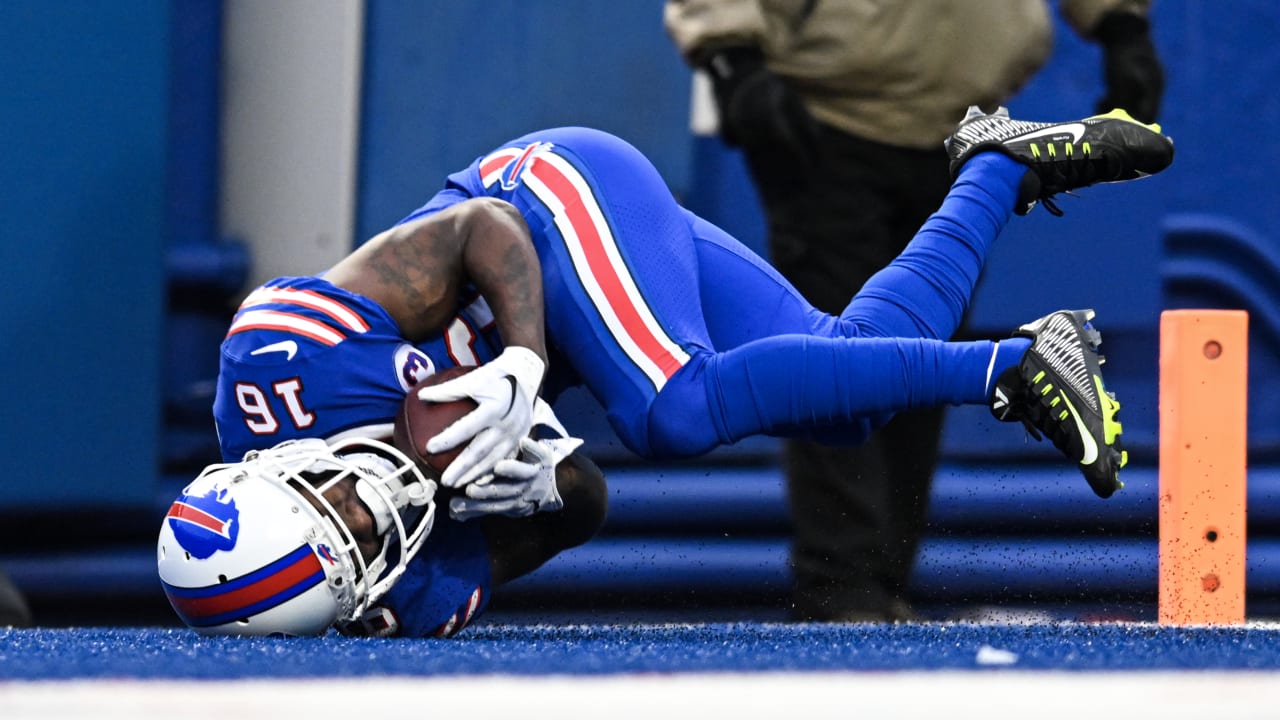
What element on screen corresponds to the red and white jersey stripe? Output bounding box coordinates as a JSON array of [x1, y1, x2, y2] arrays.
[[240, 286, 371, 333], [433, 585, 483, 639], [227, 285, 371, 346], [517, 148, 690, 390]]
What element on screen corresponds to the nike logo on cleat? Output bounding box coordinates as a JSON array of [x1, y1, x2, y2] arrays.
[[1011, 123, 1085, 145], [1059, 393, 1098, 465]]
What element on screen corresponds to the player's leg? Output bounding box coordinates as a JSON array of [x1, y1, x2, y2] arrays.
[[836, 106, 1175, 342], [489, 127, 936, 455], [649, 104, 1173, 458], [683, 138, 1035, 349], [834, 151, 1024, 341], [647, 328, 1025, 456], [497, 123, 1151, 473], [497, 127, 718, 453], [495, 127, 1022, 459], [646, 150, 1036, 457], [683, 208, 837, 347], [688, 149, 1027, 347], [685, 106, 1167, 496]]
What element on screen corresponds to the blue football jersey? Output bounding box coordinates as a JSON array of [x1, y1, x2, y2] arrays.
[[215, 275, 500, 461], [213, 275, 500, 637]]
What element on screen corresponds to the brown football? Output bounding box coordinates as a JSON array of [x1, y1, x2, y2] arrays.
[[393, 366, 478, 480]]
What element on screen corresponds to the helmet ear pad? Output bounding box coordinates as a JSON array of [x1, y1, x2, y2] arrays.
[[156, 437, 437, 636]]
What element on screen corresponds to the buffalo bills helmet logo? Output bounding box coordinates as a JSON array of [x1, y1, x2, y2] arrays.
[[166, 486, 241, 559], [500, 141, 552, 191], [316, 544, 338, 566]]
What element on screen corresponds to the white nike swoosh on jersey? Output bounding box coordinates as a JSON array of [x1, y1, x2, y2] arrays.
[[1060, 393, 1099, 465], [1013, 123, 1086, 144], [250, 340, 299, 361]]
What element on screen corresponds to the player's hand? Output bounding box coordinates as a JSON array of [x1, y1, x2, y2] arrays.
[[1094, 11, 1164, 123], [705, 45, 819, 168], [418, 345, 545, 488], [448, 436, 583, 521]]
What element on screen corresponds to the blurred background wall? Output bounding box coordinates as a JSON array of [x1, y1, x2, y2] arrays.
[[0, 2, 167, 513], [2, 0, 1278, 624]]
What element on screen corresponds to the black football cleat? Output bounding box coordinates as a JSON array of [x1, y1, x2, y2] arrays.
[[945, 106, 1175, 215], [990, 309, 1127, 498]]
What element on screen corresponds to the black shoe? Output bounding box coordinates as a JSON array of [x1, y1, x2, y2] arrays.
[[990, 309, 1127, 498], [945, 106, 1175, 215]]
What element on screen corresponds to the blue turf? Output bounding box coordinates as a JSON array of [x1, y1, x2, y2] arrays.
[[4, 623, 1280, 679]]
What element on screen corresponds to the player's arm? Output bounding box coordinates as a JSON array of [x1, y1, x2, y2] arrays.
[[325, 196, 546, 355], [328, 197, 549, 488], [479, 449, 608, 585]]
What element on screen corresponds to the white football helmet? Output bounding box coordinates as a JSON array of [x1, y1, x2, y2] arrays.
[[156, 437, 436, 636]]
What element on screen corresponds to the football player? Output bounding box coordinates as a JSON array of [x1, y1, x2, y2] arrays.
[[173, 107, 1172, 637]]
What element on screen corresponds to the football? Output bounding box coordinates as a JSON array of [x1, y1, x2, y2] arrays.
[[393, 366, 478, 480]]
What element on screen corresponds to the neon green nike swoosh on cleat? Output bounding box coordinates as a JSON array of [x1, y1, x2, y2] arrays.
[[1059, 393, 1098, 466]]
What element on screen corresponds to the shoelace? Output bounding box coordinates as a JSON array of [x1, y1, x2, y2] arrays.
[[1030, 142, 1102, 216], [996, 367, 1082, 452], [1019, 387, 1079, 452]]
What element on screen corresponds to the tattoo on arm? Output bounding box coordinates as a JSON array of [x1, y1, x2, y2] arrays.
[[325, 197, 545, 355]]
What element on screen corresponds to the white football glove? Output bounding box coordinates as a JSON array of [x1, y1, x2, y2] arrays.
[[448, 435, 583, 521], [418, 346, 545, 489]]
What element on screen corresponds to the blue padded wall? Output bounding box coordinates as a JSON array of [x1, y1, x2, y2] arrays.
[[0, 2, 168, 511]]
